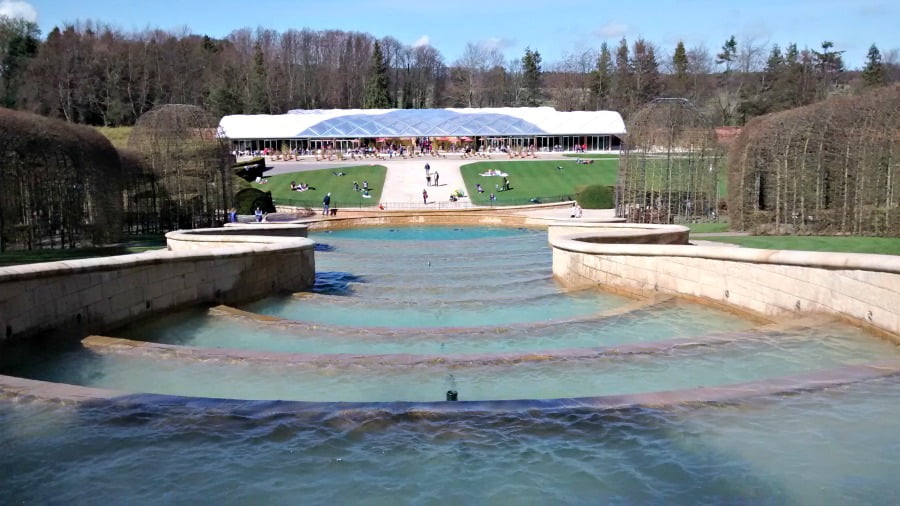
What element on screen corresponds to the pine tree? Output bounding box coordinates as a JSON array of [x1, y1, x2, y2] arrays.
[[716, 36, 737, 72], [364, 41, 391, 109], [632, 38, 660, 104], [671, 40, 689, 96], [590, 42, 612, 109], [862, 44, 885, 87], [612, 38, 633, 112], [521, 47, 543, 106], [248, 41, 269, 114]]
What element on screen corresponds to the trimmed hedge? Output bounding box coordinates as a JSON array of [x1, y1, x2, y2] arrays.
[[234, 188, 276, 214], [574, 185, 614, 209]]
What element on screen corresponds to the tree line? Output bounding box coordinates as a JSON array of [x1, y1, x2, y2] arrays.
[[1, 16, 898, 128]]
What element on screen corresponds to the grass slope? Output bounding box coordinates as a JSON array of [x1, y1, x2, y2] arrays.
[[0, 237, 165, 266], [461, 159, 618, 206], [252, 165, 387, 209], [95, 126, 134, 149], [701, 236, 900, 255]]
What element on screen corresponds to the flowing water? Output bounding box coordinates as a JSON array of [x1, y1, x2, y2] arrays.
[[2, 225, 899, 503]]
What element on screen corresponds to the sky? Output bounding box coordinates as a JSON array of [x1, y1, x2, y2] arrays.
[[2, 0, 896, 69]]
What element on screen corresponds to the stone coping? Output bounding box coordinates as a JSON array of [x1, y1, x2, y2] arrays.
[[0, 225, 314, 283], [550, 232, 900, 274], [3, 358, 899, 413]]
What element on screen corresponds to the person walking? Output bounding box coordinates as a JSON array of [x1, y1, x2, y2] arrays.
[[424, 162, 430, 176], [322, 192, 331, 215], [422, 189, 428, 205], [255, 207, 263, 222], [433, 171, 439, 186]]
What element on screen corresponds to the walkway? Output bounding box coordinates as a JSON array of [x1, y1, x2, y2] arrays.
[[263, 152, 576, 209]]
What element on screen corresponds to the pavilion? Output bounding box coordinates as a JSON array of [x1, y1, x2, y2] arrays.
[[218, 107, 626, 154]]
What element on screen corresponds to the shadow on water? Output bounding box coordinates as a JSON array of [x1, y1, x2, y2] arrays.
[[311, 271, 367, 296]]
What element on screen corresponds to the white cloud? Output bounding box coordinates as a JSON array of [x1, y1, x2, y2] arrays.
[[596, 21, 629, 39], [479, 36, 515, 51], [412, 35, 430, 48], [0, 0, 38, 22]]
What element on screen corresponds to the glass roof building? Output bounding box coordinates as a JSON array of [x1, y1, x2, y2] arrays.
[[219, 107, 626, 153]]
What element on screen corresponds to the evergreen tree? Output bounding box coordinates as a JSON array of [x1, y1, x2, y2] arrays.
[[521, 47, 543, 106], [248, 41, 269, 114], [0, 17, 40, 108], [632, 38, 660, 104], [716, 35, 737, 72], [862, 43, 885, 87], [671, 40, 689, 95], [612, 38, 633, 113], [209, 63, 244, 117], [590, 42, 612, 109], [364, 41, 391, 109]]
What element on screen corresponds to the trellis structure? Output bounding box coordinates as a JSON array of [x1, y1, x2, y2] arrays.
[[129, 105, 233, 229], [616, 98, 721, 224], [729, 85, 900, 236], [0, 108, 123, 251]]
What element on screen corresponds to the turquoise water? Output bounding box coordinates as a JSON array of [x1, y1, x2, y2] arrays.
[[8, 325, 895, 402], [2, 225, 900, 502], [2, 378, 900, 503]]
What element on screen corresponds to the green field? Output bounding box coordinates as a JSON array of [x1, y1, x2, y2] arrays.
[[95, 126, 133, 149], [0, 236, 165, 266], [686, 222, 731, 233], [461, 160, 619, 206], [563, 153, 620, 159], [701, 236, 900, 255], [252, 165, 387, 209]]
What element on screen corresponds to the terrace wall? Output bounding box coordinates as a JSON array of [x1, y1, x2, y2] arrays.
[[550, 226, 900, 340], [0, 225, 314, 344]]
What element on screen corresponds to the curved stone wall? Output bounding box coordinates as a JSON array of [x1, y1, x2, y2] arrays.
[[0, 225, 315, 344], [550, 225, 900, 340]]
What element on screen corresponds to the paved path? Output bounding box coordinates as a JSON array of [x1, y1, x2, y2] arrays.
[[260, 152, 576, 209]]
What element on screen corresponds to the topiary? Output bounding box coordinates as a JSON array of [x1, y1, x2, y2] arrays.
[[234, 188, 276, 214], [574, 185, 614, 209]]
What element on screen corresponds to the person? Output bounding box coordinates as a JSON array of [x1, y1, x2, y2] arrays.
[[570, 202, 577, 218], [489, 192, 496, 203], [422, 189, 428, 204], [363, 180, 369, 191], [290, 180, 297, 190], [353, 180, 360, 191], [424, 162, 430, 176], [426, 173, 431, 186], [476, 183, 484, 193], [433, 171, 439, 186], [322, 193, 331, 216], [229, 208, 237, 223], [255, 207, 263, 223], [503, 176, 510, 191], [575, 203, 583, 218]]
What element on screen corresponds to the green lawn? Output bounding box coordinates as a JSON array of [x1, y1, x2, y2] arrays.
[[563, 153, 620, 159], [252, 165, 387, 209], [701, 236, 900, 255], [686, 222, 731, 233], [0, 236, 165, 266], [461, 160, 618, 206], [95, 126, 133, 149]]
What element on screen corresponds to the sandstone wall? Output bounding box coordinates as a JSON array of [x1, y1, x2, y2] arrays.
[[0, 225, 314, 343], [551, 230, 900, 340]]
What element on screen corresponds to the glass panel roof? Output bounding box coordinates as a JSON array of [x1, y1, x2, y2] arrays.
[[297, 110, 546, 137]]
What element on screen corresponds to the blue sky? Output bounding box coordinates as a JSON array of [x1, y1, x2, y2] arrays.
[[3, 0, 896, 69]]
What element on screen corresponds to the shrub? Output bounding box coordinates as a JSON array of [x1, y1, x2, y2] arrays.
[[574, 185, 614, 209], [234, 188, 276, 214]]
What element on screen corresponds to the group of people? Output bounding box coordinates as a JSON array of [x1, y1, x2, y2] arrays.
[[570, 202, 583, 218], [424, 163, 440, 187], [289, 181, 309, 192]]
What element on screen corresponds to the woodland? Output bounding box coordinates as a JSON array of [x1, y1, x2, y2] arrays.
[[0, 17, 897, 127]]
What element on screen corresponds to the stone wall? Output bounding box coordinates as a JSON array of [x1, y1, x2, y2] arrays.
[[550, 228, 900, 340], [0, 225, 314, 343]]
